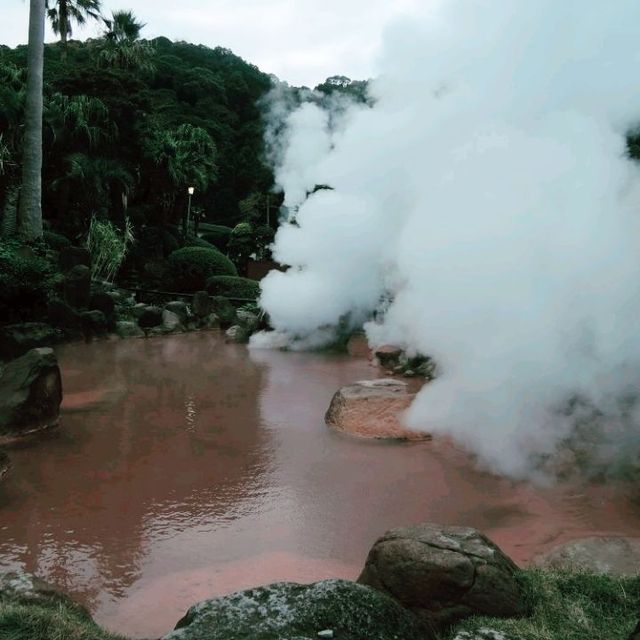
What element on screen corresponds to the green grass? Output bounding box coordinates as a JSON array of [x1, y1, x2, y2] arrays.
[[443, 569, 640, 640], [0, 600, 126, 640]]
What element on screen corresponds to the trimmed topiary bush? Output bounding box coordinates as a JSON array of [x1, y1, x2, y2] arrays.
[[167, 246, 237, 292], [183, 235, 216, 250], [206, 275, 260, 300], [198, 224, 232, 251], [43, 230, 71, 250]]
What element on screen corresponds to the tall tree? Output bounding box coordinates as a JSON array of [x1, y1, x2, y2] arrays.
[[46, 0, 102, 58], [18, 0, 46, 240], [99, 10, 155, 71]]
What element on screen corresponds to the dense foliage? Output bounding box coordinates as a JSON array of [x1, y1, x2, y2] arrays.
[[167, 246, 237, 292], [206, 275, 260, 300]]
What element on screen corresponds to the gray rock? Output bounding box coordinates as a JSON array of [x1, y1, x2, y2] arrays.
[[138, 306, 163, 329], [225, 325, 249, 344], [0, 323, 62, 360], [63, 264, 91, 309], [162, 310, 183, 333], [80, 310, 108, 337], [533, 537, 640, 576], [0, 449, 9, 481], [162, 579, 433, 640], [0, 571, 90, 619], [358, 522, 526, 630], [165, 301, 190, 324], [115, 321, 144, 339], [374, 345, 404, 369], [0, 348, 63, 437], [237, 309, 260, 333], [192, 291, 214, 319], [211, 296, 237, 328], [202, 313, 220, 329], [89, 291, 116, 317], [58, 246, 91, 272], [131, 303, 148, 319]]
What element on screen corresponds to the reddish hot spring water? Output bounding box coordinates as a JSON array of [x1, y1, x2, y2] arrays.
[[1, 331, 639, 637]]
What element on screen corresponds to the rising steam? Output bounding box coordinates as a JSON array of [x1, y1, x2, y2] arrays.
[[254, 0, 640, 479]]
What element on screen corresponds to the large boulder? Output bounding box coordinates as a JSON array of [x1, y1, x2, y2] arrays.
[[0, 323, 61, 360], [375, 345, 404, 369], [162, 309, 183, 333], [358, 523, 526, 630], [211, 296, 237, 328], [63, 264, 91, 309], [165, 301, 189, 324], [138, 306, 163, 329], [162, 579, 433, 640], [89, 291, 116, 317], [533, 537, 640, 576], [58, 246, 91, 273], [325, 379, 429, 441], [225, 324, 249, 344], [0, 348, 63, 437], [192, 291, 214, 319], [115, 320, 144, 339], [237, 309, 260, 333], [47, 298, 82, 332], [80, 310, 108, 337]]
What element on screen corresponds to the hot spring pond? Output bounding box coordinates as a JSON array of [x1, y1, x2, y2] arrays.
[[1, 331, 639, 637]]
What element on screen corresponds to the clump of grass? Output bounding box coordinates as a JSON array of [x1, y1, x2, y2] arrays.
[[0, 600, 127, 640], [443, 569, 640, 640], [86, 216, 134, 283]]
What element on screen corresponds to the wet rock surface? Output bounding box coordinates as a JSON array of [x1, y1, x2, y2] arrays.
[[162, 579, 433, 640], [325, 379, 429, 441], [534, 536, 640, 576], [0, 323, 62, 360], [358, 523, 526, 630], [0, 348, 63, 437]]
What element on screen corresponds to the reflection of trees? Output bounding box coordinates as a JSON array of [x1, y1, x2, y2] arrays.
[[0, 332, 272, 611]]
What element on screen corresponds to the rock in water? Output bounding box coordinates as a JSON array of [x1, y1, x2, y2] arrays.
[[358, 523, 526, 630], [162, 579, 433, 640], [533, 537, 640, 576], [374, 345, 404, 369], [0, 348, 63, 437], [0, 323, 61, 360], [325, 379, 429, 441]]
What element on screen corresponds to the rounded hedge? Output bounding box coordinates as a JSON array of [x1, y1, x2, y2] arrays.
[[198, 224, 232, 251], [183, 235, 216, 250], [206, 275, 260, 300], [167, 246, 237, 292]]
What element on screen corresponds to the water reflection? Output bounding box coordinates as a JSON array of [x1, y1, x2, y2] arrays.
[[0, 332, 638, 639]]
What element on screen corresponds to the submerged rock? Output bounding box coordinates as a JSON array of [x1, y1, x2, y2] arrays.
[[0, 348, 63, 437], [0, 323, 62, 360], [325, 379, 429, 441], [162, 579, 433, 640], [534, 536, 640, 576], [358, 522, 526, 630]]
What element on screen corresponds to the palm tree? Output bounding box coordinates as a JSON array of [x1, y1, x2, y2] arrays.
[[98, 10, 155, 72], [46, 0, 102, 59], [18, 0, 46, 241]]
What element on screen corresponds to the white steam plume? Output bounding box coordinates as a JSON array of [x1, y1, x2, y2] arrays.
[[255, 0, 640, 479]]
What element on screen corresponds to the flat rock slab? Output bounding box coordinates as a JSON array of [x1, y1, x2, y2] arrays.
[[358, 522, 526, 630], [162, 579, 433, 640], [533, 537, 640, 576], [325, 379, 429, 441], [0, 348, 62, 437]]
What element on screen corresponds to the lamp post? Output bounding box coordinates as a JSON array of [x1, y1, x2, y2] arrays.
[[184, 186, 195, 236]]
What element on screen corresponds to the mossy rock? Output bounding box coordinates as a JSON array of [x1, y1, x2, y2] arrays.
[[211, 296, 238, 328], [162, 579, 433, 640], [206, 275, 260, 300], [167, 247, 237, 293], [43, 231, 72, 250]]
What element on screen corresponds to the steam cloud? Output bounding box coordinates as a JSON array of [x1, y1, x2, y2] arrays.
[[254, 0, 640, 479]]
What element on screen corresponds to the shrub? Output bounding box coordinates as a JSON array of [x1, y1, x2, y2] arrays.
[[198, 224, 232, 250], [86, 217, 134, 283], [206, 275, 260, 300], [43, 230, 71, 250], [167, 246, 237, 292], [183, 234, 216, 250], [0, 240, 59, 323]]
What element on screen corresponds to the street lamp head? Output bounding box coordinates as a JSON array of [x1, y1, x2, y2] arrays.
[[188, 186, 195, 195]]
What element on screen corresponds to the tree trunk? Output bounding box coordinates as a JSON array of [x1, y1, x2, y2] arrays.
[[18, 0, 45, 241], [60, 0, 68, 60]]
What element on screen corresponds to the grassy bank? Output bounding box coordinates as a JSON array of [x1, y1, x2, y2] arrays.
[[0, 569, 638, 640], [444, 569, 640, 640]]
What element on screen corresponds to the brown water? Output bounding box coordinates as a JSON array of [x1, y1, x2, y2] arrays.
[[1, 331, 639, 638]]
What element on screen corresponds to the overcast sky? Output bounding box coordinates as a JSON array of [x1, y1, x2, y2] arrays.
[[1, 0, 422, 87]]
